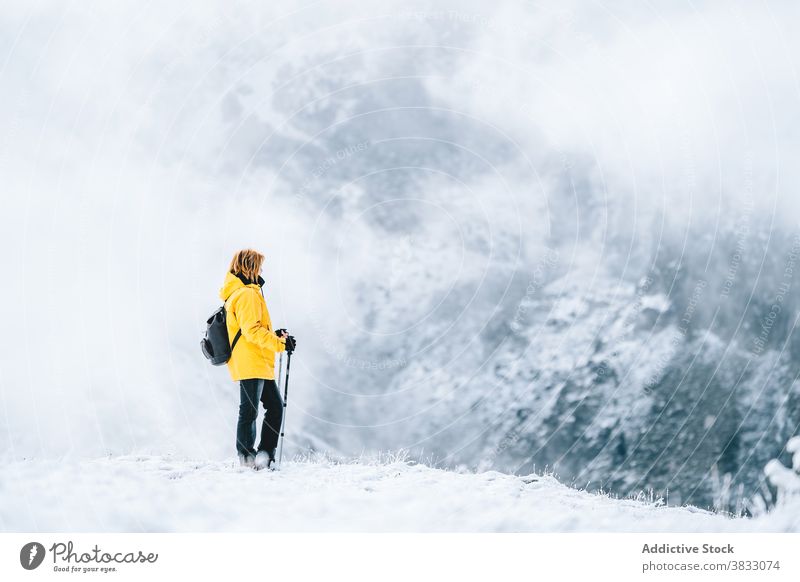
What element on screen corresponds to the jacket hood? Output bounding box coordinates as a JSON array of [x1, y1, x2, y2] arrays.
[[219, 271, 264, 301]]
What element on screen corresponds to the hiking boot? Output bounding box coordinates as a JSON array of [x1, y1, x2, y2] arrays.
[[238, 453, 255, 468], [255, 449, 276, 471], [254, 451, 269, 470]]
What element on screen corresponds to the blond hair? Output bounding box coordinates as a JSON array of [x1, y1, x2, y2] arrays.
[[229, 249, 265, 282]]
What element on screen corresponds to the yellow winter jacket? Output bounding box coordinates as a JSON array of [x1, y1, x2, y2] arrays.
[[219, 271, 285, 381]]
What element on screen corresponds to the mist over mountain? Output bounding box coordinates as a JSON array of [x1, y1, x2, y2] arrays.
[[1, 0, 799, 513]]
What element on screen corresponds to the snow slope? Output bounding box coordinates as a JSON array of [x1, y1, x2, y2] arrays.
[[1, 456, 797, 532]]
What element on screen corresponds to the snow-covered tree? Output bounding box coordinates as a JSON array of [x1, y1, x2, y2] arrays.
[[764, 436, 800, 505]]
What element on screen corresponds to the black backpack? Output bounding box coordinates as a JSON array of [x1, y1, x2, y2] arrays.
[[201, 305, 242, 366]]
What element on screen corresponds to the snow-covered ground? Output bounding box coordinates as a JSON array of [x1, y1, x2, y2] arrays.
[[2, 455, 797, 532]]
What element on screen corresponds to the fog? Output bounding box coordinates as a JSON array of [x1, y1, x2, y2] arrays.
[[1, 0, 799, 510]]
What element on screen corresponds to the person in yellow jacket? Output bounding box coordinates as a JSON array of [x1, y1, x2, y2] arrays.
[[219, 249, 291, 469]]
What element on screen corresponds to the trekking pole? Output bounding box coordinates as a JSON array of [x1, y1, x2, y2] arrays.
[[275, 350, 284, 396], [277, 340, 294, 468]]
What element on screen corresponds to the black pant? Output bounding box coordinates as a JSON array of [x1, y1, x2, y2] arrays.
[[258, 378, 283, 455], [236, 378, 283, 457]]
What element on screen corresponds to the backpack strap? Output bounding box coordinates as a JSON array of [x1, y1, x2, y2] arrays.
[[230, 329, 242, 351]]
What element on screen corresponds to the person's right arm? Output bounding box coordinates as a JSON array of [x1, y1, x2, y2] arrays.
[[234, 289, 286, 352]]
